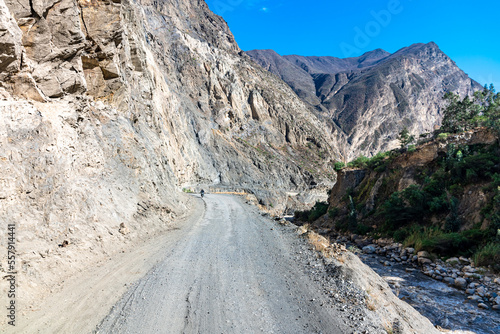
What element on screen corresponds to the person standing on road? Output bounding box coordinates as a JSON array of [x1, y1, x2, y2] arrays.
[[200, 189, 205, 198]]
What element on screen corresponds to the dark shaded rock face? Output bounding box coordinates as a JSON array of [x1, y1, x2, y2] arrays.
[[247, 44, 482, 159]]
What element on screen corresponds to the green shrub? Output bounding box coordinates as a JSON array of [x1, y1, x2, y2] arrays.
[[308, 202, 329, 221], [295, 201, 329, 222], [423, 176, 445, 197], [429, 232, 469, 255], [355, 224, 373, 235], [462, 228, 489, 242], [403, 227, 443, 252], [348, 156, 370, 169], [449, 184, 463, 197], [428, 195, 448, 212], [367, 151, 391, 171], [380, 184, 428, 232], [328, 207, 339, 219], [403, 227, 485, 256], [444, 197, 461, 232], [393, 225, 419, 242], [334, 161, 345, 171], [473, 242, 500, 271], [335, 217, 348, 231], [437, 133, 449, 141]]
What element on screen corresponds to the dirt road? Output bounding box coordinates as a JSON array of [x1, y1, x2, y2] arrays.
[[95, 194, 348, 333]]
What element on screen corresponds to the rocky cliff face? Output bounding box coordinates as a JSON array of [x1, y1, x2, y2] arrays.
[[247, 44, 483, 159], [0, 0, 340, 311]]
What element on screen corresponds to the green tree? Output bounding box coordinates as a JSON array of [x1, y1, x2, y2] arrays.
[[481, 85, 500, 134], [398, 127, 414, 149], [441, 85, 500, 134]]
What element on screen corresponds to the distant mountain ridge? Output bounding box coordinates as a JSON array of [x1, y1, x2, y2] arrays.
[[247, 43, 482, 159]]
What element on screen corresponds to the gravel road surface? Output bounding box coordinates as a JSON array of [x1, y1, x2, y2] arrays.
[[95, 194, 349, 333]]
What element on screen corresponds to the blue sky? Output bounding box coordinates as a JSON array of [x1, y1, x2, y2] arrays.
[[205, 0, 500, 89]]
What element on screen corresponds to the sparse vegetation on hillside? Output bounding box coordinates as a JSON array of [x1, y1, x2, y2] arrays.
[[441, 85, 500, 134], [295, 201, 329, 223], [398, 126, 415, 149]]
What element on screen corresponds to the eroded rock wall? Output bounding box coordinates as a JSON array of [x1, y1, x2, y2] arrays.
[[0, 0, 338, 312]]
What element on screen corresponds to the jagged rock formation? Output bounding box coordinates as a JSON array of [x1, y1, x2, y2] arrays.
[[0, 0, 340, 311], [247, 44, 483, 159]]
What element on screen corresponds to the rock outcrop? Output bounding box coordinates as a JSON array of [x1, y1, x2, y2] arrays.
[[247, 44, 483, 159], [0, 0, 339, 314]]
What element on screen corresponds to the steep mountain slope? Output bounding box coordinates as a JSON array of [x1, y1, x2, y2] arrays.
[[247, 44, 482, 159], [0, 0, 339, 311]]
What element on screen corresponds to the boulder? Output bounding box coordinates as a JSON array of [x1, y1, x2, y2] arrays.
[[418, 258, 432, 265], [362, 245, 376, 254], [454, 278, 468, 289], [443, 277, 455, 285], [417, 251, 430, 258], [405, 247, 415, 254]]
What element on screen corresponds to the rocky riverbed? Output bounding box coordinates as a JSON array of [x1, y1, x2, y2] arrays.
[[330, 234, 500, 333]]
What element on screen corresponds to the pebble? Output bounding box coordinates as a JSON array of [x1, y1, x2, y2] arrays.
[[476, 286, 486, 296], [468, 295, 482, 302], [478, 303, 489, 309]]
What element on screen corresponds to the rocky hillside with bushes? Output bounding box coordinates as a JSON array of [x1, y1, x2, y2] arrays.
[[300, 87, 500, 271], [323, 127, 499, 268]]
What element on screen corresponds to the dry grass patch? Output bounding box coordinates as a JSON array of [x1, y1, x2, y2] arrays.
[[305, 231, 330, 253], [303, 230, 348, 259]]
